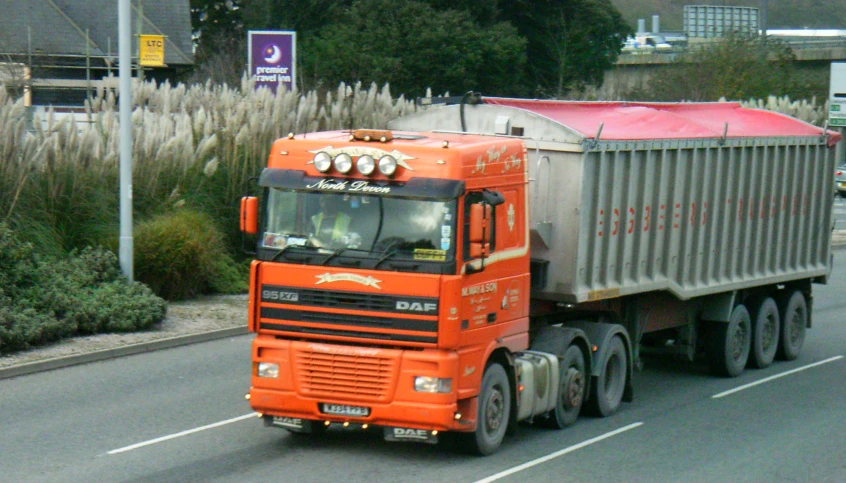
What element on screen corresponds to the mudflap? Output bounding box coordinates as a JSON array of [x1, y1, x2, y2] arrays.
[[383, 427, 439, 444], [264, 415, 320, 433]]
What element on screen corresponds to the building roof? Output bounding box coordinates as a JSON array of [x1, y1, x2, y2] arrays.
[[0, 0, 193, 65]]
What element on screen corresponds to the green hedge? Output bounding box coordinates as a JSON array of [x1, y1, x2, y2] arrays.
[[0, 224, 167, 354], [133, 209, 248, 301]]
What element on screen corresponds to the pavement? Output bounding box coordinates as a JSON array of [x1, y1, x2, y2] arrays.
[[0, 327, 248, 380], [2, 231, 845, 381]]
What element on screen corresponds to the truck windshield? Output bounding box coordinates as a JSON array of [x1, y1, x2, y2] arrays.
[[261, 189, 457, 268]]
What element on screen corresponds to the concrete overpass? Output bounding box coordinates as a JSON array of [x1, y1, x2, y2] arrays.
[[616, 36, 846, 65]]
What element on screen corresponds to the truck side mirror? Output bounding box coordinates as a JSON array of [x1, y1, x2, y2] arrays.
[[469, 241, 490, 259], [240, 196, 258, 234], [469, 203, 491, 259]]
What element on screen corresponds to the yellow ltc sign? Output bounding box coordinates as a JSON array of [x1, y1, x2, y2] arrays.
[[139, 34, 165, 67]]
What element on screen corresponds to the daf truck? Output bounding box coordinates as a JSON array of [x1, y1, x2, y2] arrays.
[[240, 98, 841, 455]]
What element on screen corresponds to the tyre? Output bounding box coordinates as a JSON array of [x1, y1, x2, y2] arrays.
[[465, 363, 511, 455], [585, 336, 627, 417], [748, 297, 780, 369], [776, 291, 807, 361], [706, 304, 751, 377], [543, 345, 586, 429]]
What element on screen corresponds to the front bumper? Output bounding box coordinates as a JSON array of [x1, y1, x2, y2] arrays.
[[250, 387, 468, 431], [249, 337, 475, 432]]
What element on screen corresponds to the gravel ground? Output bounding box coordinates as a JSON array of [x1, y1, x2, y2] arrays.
[[0, 294, 248, 369]]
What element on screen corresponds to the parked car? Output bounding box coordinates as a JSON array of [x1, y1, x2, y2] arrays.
[[621, 37, 648, 53], [836, 164, 846, 197], [642, 35, 673, 51]]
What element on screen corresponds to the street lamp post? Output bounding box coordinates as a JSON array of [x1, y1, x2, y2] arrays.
[[118, 0, 134, 282]]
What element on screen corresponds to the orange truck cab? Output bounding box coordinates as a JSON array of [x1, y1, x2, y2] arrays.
[[242, 129, 553, 455]]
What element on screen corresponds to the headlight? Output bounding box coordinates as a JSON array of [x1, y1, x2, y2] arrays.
[[357, 155, 376, 175], [414, 376, 452, 393], [257, 362, 279, 378], [334, 153, 353, 174], [378, 155, 398, 176], [313, 152, 332, 172]]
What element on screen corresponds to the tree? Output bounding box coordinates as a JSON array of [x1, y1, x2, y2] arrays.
[[421, 0, 501, 25], [190, 0, 244, 49], [299, 0, 527, 98], [500, 0, 632, 98], [648, 33, 798, 102], [189, 0, 246, 86], [240, 0, 348, 34]]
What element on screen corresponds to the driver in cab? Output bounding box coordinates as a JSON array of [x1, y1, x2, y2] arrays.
[[311, 196, 351, 248]]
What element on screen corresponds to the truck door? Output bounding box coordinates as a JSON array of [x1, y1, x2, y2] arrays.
[[460, 189, 529, 332]]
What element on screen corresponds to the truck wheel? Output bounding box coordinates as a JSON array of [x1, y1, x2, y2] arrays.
[[706, 304, 751, 377], [543, 345, 586, 429], [466, 363, 511, 455], [776, 291, 807, 361], [586, 336, 627, 417], [748, 297, 780, 369]]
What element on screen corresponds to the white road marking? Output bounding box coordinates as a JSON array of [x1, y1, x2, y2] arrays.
[[712, 355, 844, 399], [473, 422, 643, 483], [107, 412, 259, 455]]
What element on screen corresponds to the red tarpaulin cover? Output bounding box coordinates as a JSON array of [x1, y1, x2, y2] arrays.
[[483, 98, 842, 147]]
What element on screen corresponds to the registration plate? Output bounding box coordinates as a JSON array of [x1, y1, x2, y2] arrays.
[[320, 403, 370, 417]]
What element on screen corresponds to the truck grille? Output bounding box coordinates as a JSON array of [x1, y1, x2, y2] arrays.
[[294, 348, 396, 402], [261, 285, 439, 315]]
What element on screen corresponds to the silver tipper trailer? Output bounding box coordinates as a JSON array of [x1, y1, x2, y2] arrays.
[[390, 97, 842, 377]]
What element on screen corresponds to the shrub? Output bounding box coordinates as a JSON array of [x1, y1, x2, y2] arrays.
[[134, 209, 247, 301], [0, 223, 39, 297], [0, 304, 66, 353], [90, 281, 168, 333], [0, 226, 168, 354]]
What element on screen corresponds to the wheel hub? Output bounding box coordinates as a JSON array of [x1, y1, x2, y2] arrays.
[[484, 390, 504, 432], [562, 367, 584, 409], [730, 323, 747, 360]]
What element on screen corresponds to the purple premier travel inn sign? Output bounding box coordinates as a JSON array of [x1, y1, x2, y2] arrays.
[[248, 31, 296, 94]]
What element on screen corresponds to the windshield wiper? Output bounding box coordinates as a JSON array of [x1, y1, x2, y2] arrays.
[[372, 249, 401, 269]]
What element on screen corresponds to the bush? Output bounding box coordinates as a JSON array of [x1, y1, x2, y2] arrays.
[[134, 209, 248, 301], [0, 226, 168, 354], [0, 224, 38, 297]]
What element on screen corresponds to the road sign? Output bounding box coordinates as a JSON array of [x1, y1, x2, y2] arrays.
[[831, 62, 846, 126], [139, 34, 165, 67], [831, 103, 846, 127], [248, 31, 296, 93]]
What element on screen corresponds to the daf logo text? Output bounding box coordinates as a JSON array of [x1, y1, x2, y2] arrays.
[[396, 301, 438, 313]]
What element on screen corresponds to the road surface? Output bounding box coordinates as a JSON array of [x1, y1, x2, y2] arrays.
[[2, 256, 846, 483]]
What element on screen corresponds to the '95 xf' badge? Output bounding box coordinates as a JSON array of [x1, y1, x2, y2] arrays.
[[262, 289, 299, 302]]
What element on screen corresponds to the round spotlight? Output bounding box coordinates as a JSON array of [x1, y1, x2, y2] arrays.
[[357, 155, 376, 175], [334, 153, 353, 174], [378, 155, 398, 176], [313, 152, 332, 172]]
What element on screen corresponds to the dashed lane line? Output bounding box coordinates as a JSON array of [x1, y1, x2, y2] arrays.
[[106, 412, 259, 455], [474, 422, 644, 483], [712, 355, 844, 399]]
